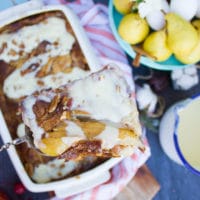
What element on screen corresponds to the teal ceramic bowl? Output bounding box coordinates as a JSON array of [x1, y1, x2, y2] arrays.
[[108, 0, 190, 71]]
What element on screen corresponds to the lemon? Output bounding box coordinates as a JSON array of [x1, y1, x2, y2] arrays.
[[113, 0, 133, 15], [118, 13, 150, 45]]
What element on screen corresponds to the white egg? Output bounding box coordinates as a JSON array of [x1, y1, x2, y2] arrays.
[[196, 1, 200, 18], [170, 0, 198, 21], [146, 11, 166, 30]]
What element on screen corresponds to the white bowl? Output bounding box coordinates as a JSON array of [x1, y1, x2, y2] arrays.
[[0, 1, 123, 198]]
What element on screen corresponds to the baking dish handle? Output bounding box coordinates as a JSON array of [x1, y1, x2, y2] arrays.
[[0, 0, 44, 23], [54, 170, 110, 198]]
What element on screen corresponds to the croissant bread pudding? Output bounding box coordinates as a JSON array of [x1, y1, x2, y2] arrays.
[[0, 10, 142, 183], [21, 66, 143, 160], [0, 11, 106, 183]]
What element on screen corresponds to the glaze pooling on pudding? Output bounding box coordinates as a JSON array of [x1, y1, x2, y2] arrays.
[[21, 67, 142, 160]]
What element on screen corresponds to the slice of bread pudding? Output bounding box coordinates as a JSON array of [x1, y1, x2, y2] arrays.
[[21, 66, 142, 160]]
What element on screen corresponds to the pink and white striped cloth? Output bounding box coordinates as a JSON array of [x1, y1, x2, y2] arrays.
[[44, 0, 128, 64], [44, 0, 151, 199]]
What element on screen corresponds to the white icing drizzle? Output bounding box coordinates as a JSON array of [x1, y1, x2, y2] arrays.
[[32, 158, 78, 183], [2, 16, 91, 99], [61, 121, 85, 147], [3, 67, 89, 99], [61, 137, 84, 148], [68, 67, 133, 123], [16, 123, 26, 138], [31, 156, 98, 183], [21, 96, 44, 147], [65, 121, 85, 137], [95, 126, 119, 149], [0, 17, 75, 63]]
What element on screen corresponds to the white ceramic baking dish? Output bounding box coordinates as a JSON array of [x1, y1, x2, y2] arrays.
[[0, 1, 123, 198]]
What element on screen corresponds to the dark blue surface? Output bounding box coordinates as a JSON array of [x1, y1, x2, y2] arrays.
[[0, 138, 50, 200], [146, 131, 200, 200]]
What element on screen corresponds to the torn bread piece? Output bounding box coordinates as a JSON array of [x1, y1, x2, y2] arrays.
[[21, 66, 142, 160]]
